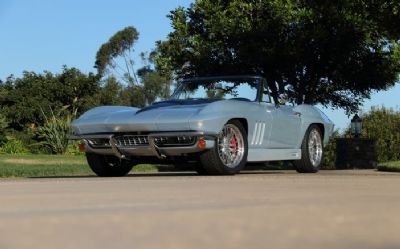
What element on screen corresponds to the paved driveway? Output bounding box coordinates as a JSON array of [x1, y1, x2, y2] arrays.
[[0, 170, 399, 249]]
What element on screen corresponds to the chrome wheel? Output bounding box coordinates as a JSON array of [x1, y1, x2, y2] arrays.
[[217, 124, 245, 168], [308, 129, 323, 167]]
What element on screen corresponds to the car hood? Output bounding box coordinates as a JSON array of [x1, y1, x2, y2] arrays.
[[136, 99, 219, 114], [71, 99, 220, 134]]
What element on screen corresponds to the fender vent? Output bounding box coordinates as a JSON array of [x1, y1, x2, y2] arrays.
[[251, 122, 266, 145]]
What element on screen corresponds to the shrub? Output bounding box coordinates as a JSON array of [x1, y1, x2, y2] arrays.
[[321, 130, 340, 170], [0, 113, 8, 146], [5, 129, 43, 154], [35, 114, 72, 154], [361, 107, 400, 162], [66, 140, 83, 155], [0, 139, 28, 154]]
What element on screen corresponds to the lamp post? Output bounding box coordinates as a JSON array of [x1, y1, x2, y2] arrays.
[[351, 114, 362, 138], [336, 113, 376, 169]]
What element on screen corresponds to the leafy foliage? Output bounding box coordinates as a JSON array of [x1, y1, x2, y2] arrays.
[[0, 139, 27, 154], [0, 67, 99, 129], [377, 161, 400, 172], [66, 141, 83, 156], [95, 76, 123, 106], [95, 26, 140, 85], [156, 0, 400, 113], [0, 113, 8, 145], [321, 130, 340, 170], [141, 71, 172, 105], [361, 107, 400, 162], [35, 113, 72, 155], [95, 26, 173, 106], [323, 107, 400, 167]]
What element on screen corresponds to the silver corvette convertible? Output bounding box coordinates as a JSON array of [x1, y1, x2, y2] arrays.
[[70, 76, 334, 176]]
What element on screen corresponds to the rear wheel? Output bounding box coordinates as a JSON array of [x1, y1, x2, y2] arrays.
[[294, 125, 324, 173], [199, 120, 248, 175], [86, 153, 135, 177]]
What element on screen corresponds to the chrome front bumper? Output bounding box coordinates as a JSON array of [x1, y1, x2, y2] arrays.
[[69, 132, 216, 159]]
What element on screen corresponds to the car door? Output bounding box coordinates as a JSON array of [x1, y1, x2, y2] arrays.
[[248, 102, 274, 148], [247, 81, 274, 149], [267, 105, 302, 149]]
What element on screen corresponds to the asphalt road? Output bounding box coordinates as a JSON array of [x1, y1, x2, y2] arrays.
[[0, 170, 400, 249]]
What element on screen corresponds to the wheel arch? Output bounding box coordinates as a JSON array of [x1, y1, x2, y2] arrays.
[[228, 118, 248, 134], [311, 123, 325, 140]]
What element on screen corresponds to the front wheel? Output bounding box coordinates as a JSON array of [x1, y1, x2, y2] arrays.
[[199, 120, 248, 175], [294, 125, 324, 173], [86, 153, 135, 177]]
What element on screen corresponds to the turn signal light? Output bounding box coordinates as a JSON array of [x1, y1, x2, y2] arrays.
[[79, 143, 86, 152], [198, 138, 206, 149]]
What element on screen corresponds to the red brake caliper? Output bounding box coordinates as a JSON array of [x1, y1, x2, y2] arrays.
[[230, 135, 237, 153]]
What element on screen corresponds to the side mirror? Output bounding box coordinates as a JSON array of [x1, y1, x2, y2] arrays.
[[278, 93, 289, 105]]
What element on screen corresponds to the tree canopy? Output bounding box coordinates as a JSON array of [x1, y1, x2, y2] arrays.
[[359, 106, 400, 162], [95, 26, 140, 85], [156, 0, 400, 113], [95, 26, 172, 107], [0, 67, 99, 129]]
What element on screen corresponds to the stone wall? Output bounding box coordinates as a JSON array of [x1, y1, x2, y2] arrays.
[[335, 138, 378, 169]]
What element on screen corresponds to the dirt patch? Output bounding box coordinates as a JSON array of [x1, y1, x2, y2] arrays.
[[2, 159, 85, 165]]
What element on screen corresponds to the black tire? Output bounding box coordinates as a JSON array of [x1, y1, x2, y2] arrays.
[[199, 120, 248, 175], [294, 125, 324, 173], [86, 153, 135, 177]]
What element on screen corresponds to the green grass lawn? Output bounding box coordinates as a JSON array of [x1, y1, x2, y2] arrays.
[[377, 161, 400, 172], [0, 154, 159, 178], [4, 153, 398, 178]]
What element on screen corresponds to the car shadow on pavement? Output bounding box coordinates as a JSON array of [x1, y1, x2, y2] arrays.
[[28, 170, 287, 179], [27, 172, 197, 179], [28, 175, 98, 179]]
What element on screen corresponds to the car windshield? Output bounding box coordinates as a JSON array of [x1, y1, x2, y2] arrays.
[[171, 77, 260, 101]]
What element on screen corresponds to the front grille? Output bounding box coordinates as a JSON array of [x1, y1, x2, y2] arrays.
[[114, 135, 149, 147], [87, 138, 111, 148], [87, 134, 197, 149], [153, 136, 196, 147]]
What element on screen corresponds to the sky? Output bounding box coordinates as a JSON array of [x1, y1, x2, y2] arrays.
[[0, 0, 399, 130]]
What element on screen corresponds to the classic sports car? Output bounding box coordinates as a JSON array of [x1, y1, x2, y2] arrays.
[[70, 76, 334, 176]]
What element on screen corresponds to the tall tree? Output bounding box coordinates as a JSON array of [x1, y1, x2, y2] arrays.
[[95, 26, 140, 85], [57, 66, 100, 116], [95, 76, 123, 106], [95, 27, 173, 106], [138, 51, 172, 104], [156, 0, 400, 113]]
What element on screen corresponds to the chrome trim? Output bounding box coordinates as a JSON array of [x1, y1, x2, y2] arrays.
[[308, 129, 323, 167], [109, 137, 126, 159], [148, 131, 206, 137], [114, 135, 149, 147], [148, 136, 164, 159], [251, 122, 266, 145], [74, 134, 113, 139], [217, 123, 245, 168], [72, 131, 216, 159]]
